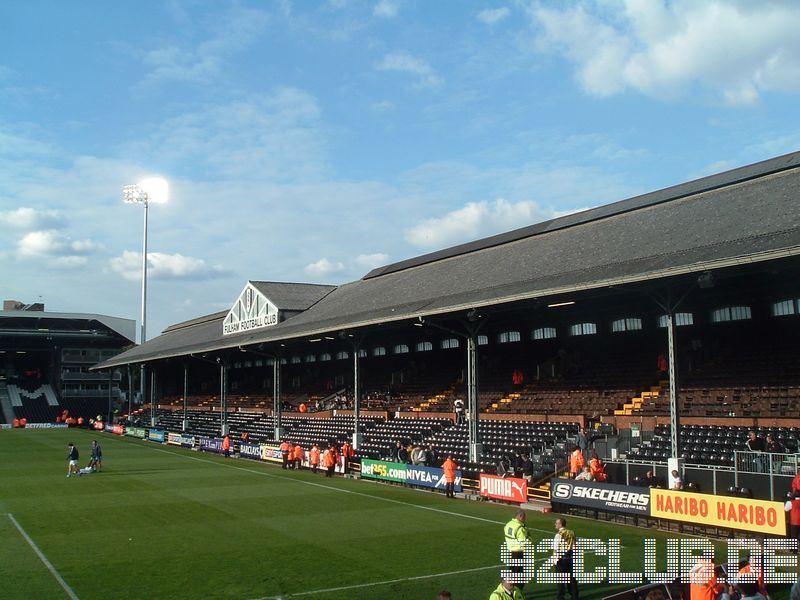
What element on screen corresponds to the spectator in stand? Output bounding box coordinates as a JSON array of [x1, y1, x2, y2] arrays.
[[67, 443, 79, 477], [521, 453, 534, 484], [292, 443, 303, 469], [299, 402, 307, 413], [453, 399, 465, 425], [442, 455, 458, 498], [512, 452, 524, 478], [340, 440, 354, 474], [747, 431, 766, 473], [411, 444, 425, 466], [323, 444, 337, 477], [671, 469, 684, 490], [309, 444, 321, 474], [222, 434, 231, 458], [569, 447, 585, 478], [657, 352, 668, 375], [241, 431, 250, 442], [589, 452, 607, 482], [576, 428, 592, 463], [424, 446, 435, 467], [497, 456, 511, 478], [765, 434, 784, 454], [394, 441, 409, 464], [575, 466, 594, 481], [644, 470, 660, 488]]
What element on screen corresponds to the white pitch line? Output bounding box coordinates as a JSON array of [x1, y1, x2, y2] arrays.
[[7, 513, 79, 600], [252, 564, 503, 600]]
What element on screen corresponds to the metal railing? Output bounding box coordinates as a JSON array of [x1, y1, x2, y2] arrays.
[[734, 450, 799, 500]]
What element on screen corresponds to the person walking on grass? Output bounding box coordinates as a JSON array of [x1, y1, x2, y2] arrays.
[[67, 443, 79, 477], [89, 440, 102, 471]]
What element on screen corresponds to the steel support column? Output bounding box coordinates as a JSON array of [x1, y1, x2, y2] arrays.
[[183, 364, 189, 432], [353, 346, 361, 450], [150, 368, 157, 426], [273, 357, 282, 440], [467, 334, 481, 462], [219, 361, 228, 436], [666, 312, 680, 459]]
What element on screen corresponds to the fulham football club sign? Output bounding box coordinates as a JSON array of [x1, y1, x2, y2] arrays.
[[223, 282, 279, 336]]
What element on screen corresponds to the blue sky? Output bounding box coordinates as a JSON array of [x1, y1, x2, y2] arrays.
[[2, 0, 799, 339]]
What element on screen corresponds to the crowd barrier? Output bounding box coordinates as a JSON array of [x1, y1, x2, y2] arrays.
[[361, 458, 463, 493]]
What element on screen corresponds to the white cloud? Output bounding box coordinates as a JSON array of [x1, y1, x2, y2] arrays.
[[109, 250, 224, 281], [139, 5, 270, 87], [405, 198, 561, 249], [128, 88, 325, 181], [17, 230, 95, 257], [0, 207, 65, 230], [304, 258, 345, 278], [531, 0, 800, 105], [373, 0, 399, 18], [14, 230, 96, 270], [477, 7, 510, 25], [376, 51, 443, 89], [354, 253, 389, 269]]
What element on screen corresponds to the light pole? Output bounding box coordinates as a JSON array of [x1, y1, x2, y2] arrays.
[[123, 178, 168, 425]]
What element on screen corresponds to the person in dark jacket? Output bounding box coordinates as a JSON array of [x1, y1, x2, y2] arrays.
[[395, 441, 409, 463]]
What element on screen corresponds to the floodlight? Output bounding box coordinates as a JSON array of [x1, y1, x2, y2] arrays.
[[139, 177, 169, 204], [122, 177, 169, 205]]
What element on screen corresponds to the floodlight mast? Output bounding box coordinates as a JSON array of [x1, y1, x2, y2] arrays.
[[123, 179, 168, 425]]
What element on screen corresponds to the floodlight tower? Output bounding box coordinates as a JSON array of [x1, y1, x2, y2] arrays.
[[123, 178, 168, 425]]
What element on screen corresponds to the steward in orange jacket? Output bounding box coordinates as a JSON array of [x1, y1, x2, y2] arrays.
[[293, 444, 304, 469], [222, 435, 231, 458], [442, 456, 458, 498], [309, 444, 321, 474], [340, 441, 354, 474], [279, 440, 291, 469], [589, 454, 607, 482], [323, 446, 337, 478], [569, 447, 585, 476]]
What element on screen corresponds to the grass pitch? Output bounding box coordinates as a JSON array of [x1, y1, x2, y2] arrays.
[[0, 428, 795, 600]]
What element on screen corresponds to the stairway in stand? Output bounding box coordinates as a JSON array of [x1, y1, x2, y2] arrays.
[[614, 380, 668, 416], [410, 391, 450, 413], [485, 390, 522, 413]]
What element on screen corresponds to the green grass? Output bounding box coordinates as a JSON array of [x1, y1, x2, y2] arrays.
[[0, 428, 795, 600]]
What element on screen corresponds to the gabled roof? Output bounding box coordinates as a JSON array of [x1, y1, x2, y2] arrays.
[[94, 150, 800, 370], [249, 281, 336, 311]]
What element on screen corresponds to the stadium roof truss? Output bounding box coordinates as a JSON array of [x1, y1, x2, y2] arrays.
[[93, 150, 800, 370]]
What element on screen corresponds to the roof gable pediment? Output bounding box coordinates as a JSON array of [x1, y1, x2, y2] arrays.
[[222, 282, 279, 336]]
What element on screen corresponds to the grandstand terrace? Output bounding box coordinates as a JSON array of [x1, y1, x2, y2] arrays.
[[0, 302, 135, 425], [94, 151, 800, 483]]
